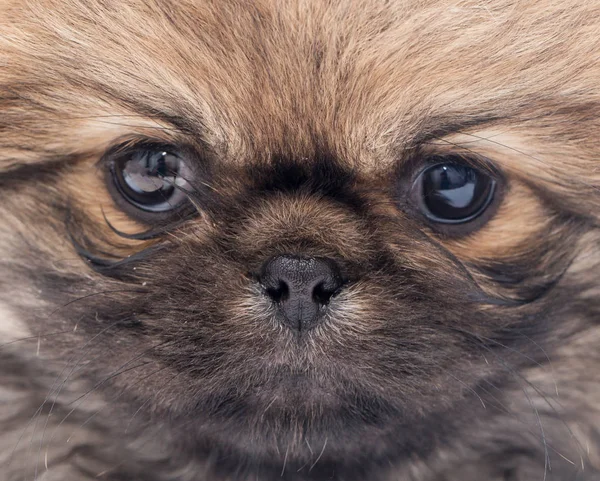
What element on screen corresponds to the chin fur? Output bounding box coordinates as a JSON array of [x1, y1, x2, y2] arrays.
[[1, 1, 600, 480]]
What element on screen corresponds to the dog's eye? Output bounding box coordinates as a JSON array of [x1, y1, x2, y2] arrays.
[[413, 162, 497, 224], [110, 147, 191, 213]]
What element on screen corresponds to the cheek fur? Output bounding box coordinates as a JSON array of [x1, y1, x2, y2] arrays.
[[1, 0, 600, 479], [0, 302, 31, 343]]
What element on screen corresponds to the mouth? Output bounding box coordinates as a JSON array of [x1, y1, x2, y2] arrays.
[[170, 365, 408, 473], [197, 363, 395, 430], [244, 371, 344, 410]]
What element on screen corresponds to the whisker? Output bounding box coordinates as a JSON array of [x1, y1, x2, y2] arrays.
[[38, 360, 153, 476], [31, 319, 129, 480], [463, 334, 586, 476], [444, 131, 600, 195], [452, 327, 560, 400], [68, 365, 171, 443], [281, 445, 289, 477], [0, 330, 72, 351], [309, 438, 327, 472], [447, 373, 486, 409], [48, 290, 145, 319], [9, 319, 122, 473], [517, 333, 560, 397], [477, 346, 550, 478], [124, 368, 185, 434], [455, 373, 573, 465]]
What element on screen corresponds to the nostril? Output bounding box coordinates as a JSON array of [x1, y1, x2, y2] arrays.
[[312, 281, 339, 306], [265, 280, 289, 303]]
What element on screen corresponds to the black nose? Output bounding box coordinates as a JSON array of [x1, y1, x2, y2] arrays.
[[259, 255, 344, 331]]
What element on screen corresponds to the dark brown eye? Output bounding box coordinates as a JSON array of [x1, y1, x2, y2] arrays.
[[110, 148, 192, 213], [416, 163, 496, 224]]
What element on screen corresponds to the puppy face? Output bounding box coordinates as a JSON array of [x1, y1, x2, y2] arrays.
[[1, 0, 600, 479]]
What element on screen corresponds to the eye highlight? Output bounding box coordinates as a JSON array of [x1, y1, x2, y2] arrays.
[[418, 163, 496, 224], [404, 156, 503, 236], [107, 145, 193, 217]]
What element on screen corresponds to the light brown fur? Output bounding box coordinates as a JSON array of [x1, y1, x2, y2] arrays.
[[2, 1, 600, 480]]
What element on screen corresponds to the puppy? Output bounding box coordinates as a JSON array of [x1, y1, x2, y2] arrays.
[[1, 0, 599, 480]]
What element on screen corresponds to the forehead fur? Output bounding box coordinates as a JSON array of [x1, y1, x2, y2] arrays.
[[1, 0, 599, 172]]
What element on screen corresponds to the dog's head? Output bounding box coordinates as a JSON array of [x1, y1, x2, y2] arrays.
[[1, 0, 600, 478]]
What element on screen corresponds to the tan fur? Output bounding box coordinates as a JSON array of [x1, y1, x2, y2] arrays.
[[2, 0, 599, 265], [2, 1, 600, 480]]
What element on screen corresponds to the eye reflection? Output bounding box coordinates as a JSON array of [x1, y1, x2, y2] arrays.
[[419, 163, 496, 224], [112, 148, 191, 213]]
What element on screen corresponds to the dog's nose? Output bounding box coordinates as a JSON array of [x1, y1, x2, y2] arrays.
[[259, 255, 344, 331]]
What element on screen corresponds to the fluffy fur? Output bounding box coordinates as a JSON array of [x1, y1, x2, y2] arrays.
[[1, 0, 600, 480]]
